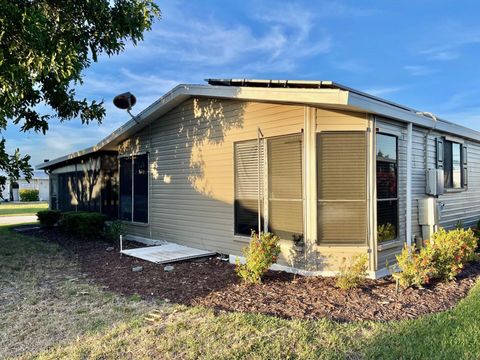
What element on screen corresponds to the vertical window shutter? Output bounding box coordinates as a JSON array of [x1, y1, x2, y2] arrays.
[[436, 137, 444, 169], [317, 132, 367, 245], [267, 134, 303, 241], [462, 144, 468, 187], [234, 140, 264, 235]]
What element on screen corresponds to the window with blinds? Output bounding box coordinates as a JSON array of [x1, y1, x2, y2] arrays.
[[234, 134, 304, 240], [267, 134, 303, 241], [317, 132, 367, 245], [234, 140, 264, 236]]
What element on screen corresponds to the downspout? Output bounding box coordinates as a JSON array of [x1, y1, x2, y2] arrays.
[[416, 111, 438, 174], [415, 111, 438, 247], [257, 127, 264, 235], [406, 122, 413, 247]]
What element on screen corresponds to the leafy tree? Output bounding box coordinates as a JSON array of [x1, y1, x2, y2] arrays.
[[0, 0, 160, 192]]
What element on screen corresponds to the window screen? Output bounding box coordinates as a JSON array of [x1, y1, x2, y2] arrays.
[[119, 154, 148, 223], [133, 155, 148, 223], [376, 133, 398, 243], [119, 157, 133, 221], [234, 140, 264, 236], [317, 132, 367, 245], [267, 134, 303, 241]]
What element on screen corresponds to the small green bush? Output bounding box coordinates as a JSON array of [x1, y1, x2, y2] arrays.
[[430, 227, 477, 279], [19, 189, 39, 202], [60, 211, 107, 239], [236, 232, 281, 284], [37, 210, 62, 227], [395, 244, 434, 288], [104, 220, 125, 241], [335, 253, 369, 290], [395, 227, 478, 288]]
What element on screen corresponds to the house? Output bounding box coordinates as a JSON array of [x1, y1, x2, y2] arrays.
[[2, 171, 50, 201], [37, 79, 480, 278]]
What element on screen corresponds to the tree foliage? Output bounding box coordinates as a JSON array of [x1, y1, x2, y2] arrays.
[[0, 0, 160, 187]]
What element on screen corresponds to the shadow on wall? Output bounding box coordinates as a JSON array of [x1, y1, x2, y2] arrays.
[[58, 154, 117, 216], [117, 94, 334, 270]]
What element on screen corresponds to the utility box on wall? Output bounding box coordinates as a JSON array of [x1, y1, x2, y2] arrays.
[[426, 169, 444, 196], [418, 197, 444, 241]]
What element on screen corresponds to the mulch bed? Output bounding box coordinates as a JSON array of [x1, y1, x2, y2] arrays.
[[21, 227, 480, 322]]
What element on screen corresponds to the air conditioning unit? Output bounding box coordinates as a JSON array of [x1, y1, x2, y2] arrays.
[[426, 169, 444, 196]]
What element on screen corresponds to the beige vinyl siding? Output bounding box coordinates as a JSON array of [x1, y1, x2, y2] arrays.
[[118, 99, 374, 271], [119, 98, 305, 261]]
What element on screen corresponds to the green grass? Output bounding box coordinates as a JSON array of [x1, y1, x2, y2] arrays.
[[1, 225, 479, 359], [0, 201, 48, 216]]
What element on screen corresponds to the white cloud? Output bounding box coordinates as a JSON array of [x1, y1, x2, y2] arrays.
[[404, 65, 435, 76], [363, 86, 405, 97], [334, 59, 371, 73], [418, 21, 480, 61]]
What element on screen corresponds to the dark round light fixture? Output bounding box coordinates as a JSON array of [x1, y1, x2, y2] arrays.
[[113, 92, 137, 110]]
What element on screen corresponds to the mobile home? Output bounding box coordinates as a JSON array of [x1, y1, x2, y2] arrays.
[[37, 79, 480, 277]]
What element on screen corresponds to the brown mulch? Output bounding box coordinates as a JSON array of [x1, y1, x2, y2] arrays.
[[21, 227, 480, 322]]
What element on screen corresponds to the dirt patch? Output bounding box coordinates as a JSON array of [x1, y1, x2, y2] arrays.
[[25, 228, 480, 322]]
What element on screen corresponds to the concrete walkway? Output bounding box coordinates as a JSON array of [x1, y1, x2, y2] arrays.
[[0, 215, 38, 225]]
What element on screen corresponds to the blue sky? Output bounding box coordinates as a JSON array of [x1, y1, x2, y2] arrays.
[[8, 0, 480, 167]]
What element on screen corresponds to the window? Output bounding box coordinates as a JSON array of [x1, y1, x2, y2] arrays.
[[376, 133, 398, 243], [234, 140, 264, 236], [443, 140, 464, 189], [317, 132, 367, 245], [267, 135, 303, 241], [119, 154, 148, 223], [234, 134, 304, 240]]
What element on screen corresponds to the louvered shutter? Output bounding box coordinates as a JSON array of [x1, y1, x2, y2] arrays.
[[267, 134, 303, 241], [436, 137, 444, 169], [234, 140, 264, 235], [462, 144, 468, 187], [317, 132, 367, 245]]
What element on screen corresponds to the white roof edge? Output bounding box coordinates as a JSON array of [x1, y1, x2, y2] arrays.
[[37, 82, 480, 170]]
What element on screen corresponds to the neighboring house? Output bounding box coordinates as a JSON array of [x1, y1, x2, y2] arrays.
[[37, 79, 480, 277], [1, 171, 49, 201]]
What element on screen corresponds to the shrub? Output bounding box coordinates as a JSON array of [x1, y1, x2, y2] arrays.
[[335, 254, 369, 290], [236, 232, 281, 284], [429, 228, 477, 280], [60, 211, 107, 239], [37, 210, 62, 227], [19, 189, 39, 202], [104, 220, 125, 241], [395, 244, 435, 288], [395, 227, 478, 288]]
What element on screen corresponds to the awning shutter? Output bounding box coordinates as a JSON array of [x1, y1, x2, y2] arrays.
[[234, 140, 264, 235], [267, 134, 303, 241], [317, 132, 367, 245]]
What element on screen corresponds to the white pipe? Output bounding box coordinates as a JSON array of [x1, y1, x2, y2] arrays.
[[257, 127, 262, 235], [406, 122, 413, 246], [120, 234, 123, 253]]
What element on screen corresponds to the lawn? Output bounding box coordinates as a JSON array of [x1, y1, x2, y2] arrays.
[[1, 226, 479, 359], [0, 201, 48, 216]]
